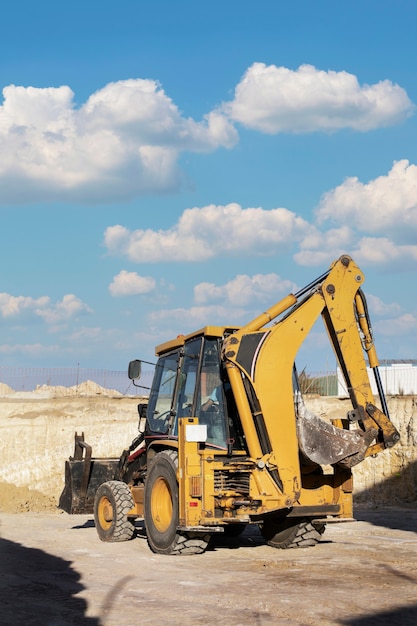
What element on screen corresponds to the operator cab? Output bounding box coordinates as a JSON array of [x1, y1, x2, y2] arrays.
[[135, 335, 245, 451]]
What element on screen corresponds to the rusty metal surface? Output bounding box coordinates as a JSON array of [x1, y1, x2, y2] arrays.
[[296, 404, 377, 467], [58, 459, 120, 514]]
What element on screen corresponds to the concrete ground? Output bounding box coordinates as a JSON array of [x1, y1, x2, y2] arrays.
[[0, 508, 416, 626]]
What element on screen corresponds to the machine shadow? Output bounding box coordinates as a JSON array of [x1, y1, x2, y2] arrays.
[[353, 458, 417, 533], [0, 536, 100, 625], [131, 519, 266, 550], [341, 602, 417, 625], [207, 525, 265, 550], [354, 506, 417, 532], [71, 518, 96, 529]]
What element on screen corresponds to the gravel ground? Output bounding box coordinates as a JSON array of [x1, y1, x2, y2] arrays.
[[0, 508, 416, 626]]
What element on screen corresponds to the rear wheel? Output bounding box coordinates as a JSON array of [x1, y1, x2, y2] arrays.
[[94, 481, 135, 542], [144, 450, 210, 555], [260, 517, 325, 549]]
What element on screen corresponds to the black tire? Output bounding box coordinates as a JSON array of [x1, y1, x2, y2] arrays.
[[260, 517, 325, 549], [94, 481, 135, 542], [144, 450, 210, 555]]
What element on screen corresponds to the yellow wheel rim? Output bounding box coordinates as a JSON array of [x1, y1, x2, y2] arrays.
[[151, 477, 173, 532], [97, 495, 113, 531]]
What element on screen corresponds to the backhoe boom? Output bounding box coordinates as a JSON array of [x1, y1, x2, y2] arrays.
[[223, 255, 399, 505]]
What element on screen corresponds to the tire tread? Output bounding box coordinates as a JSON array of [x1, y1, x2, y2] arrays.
[[94, 480, 135, 543], [261, 518, 325, 549], [145, 450, 210, 555]]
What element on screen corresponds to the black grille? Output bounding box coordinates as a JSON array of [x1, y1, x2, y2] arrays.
[[214, 470, 250, 495]]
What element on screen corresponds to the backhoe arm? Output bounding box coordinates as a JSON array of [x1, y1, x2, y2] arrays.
[[223, 255, 399, 505]]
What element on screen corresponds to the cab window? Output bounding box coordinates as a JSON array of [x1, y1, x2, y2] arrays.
[[147, 351, 178, 434], [173, 337, 202, 422], [197, 338, 228, 448]]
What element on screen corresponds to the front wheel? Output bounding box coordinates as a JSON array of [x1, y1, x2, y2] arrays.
[[94, 481, 135, 542], [260, 517, 325, 549], [144, 450, 210, 555]]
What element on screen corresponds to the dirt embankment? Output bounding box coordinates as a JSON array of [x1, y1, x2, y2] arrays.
[[0, 385, 416, 513], [0, 382, 144, 513]]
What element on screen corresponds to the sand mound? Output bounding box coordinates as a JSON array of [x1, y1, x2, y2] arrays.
[[0, 383, 14, 395], [34, 380, 122, 397], [0, 482, 58, 513], [0, 380, 123, 399]]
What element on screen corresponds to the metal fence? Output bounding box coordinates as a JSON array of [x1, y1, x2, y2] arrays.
[[5, 365, 414, 397], [298, 371, 338, 396], [0, 366, 338, 397], [0, 366, 155, 396]]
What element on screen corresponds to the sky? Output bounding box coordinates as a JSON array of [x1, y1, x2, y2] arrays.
[[1, 0, 417, 374]]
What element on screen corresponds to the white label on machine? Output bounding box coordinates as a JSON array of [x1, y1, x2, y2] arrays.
[[185, 424, 207, 442]]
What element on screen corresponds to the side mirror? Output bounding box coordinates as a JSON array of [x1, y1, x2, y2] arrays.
[[128, 359, 142, 380]]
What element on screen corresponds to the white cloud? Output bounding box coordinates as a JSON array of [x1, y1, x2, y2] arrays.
[[149, 304, 248, 331], [36, 294, 92, 324], [317, 160, 417, 237], [366, 294, 402, 317], [351, 236, 417, 268], [0, 343, 59, 355], [0, 293, 49, 317], [0, 79, 237, 203], [1, 65, 412, 204], [374, 313, 417, 337], [0, 292, 92, 324], [109, 270, 156, 296], [104, 203, 310, 262], [293, 160, 417, 268], [294, 225, 354, 266], [149, 274, 298, 335], [103, 159, 417, 271], [194, 273, 296, 306], [295, 232, 417, 270], [69, 327, 102, 341], [224, 63, 414, 133]]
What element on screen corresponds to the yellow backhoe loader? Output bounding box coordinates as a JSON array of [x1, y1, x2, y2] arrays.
[[59, 255, 399, 554]]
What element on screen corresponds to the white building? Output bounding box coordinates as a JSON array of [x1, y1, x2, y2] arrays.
[[337, 360, 417, 396]]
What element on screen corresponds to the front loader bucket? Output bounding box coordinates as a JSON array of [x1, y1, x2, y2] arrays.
[[58, 432, 120, 514]]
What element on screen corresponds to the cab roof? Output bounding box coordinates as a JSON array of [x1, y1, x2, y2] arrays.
[[155, 325, 239, 356]]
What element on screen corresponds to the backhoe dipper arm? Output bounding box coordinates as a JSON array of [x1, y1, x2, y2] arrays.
[[222, 255, 399, 505]]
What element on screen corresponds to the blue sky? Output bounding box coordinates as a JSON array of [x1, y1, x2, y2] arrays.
[[1, 0, 417, 373]]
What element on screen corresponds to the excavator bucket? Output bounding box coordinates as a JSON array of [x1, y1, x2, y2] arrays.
[[58, 433, 120, 514], [296, 404, 378, 468]]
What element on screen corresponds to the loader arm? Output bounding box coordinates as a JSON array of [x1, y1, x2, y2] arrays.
[[222, 255, 400, 506]]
